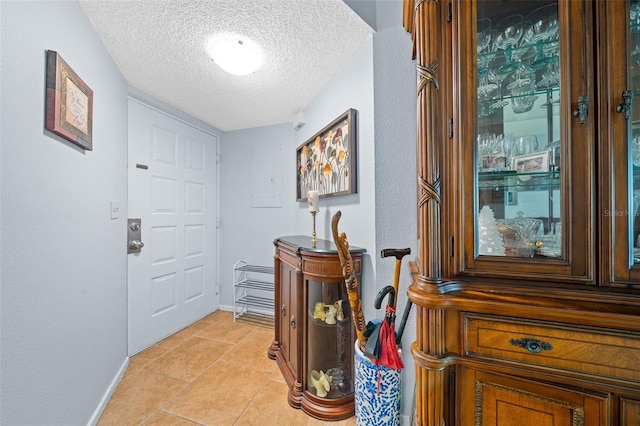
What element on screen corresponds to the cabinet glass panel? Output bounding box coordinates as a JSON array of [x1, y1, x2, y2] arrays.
[[631, 0, 640, 263], [476, 1, 561, 258], [306, 281, 353, 399]]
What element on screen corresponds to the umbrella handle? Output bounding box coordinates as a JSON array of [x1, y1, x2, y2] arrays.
[[374, 285, 396, 310]]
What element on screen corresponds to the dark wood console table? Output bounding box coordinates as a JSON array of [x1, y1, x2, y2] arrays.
[[268, 236, 365, 421]]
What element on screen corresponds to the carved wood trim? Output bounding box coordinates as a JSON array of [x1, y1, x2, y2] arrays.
[[413, 0, 444, 287]]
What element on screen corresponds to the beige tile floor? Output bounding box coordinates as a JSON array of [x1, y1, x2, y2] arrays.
[[98, 310, 357, 426]]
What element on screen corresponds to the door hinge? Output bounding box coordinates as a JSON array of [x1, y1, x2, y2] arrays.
[[448, 2, 452, 22], [449, 117, 454, 139], [449, 236, 454, 257]]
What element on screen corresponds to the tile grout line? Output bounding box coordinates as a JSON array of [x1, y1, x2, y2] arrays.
[[135, 316, 244, 425], [231, 367, 274, 426]]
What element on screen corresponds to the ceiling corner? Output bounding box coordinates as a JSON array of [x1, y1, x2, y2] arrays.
[[343, 0, 377, 31]]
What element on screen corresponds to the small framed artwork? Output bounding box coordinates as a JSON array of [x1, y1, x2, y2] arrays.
[[296, 109, 357, 201], [480, 155, 507, 171], [511, 151, 550, 174], [45, 50, 93, 150]]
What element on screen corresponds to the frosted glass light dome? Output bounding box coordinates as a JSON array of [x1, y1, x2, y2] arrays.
[[206, 35, 264, 76]]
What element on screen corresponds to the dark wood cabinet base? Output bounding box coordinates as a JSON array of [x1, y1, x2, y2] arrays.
[[269, 236, 365, 421]]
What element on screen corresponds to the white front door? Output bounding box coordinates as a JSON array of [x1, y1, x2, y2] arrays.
[[127, 99, 218, 355]]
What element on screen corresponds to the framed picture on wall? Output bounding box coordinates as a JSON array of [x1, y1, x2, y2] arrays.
[[45, 50, 93, 150], [296, 108, 357, 201]]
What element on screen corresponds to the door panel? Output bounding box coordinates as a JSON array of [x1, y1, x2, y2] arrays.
[[128, 99, 218, 355], [458, 367, 608, 426]]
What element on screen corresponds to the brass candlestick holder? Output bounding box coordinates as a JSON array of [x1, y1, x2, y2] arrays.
[[310, 210, 318, 247]]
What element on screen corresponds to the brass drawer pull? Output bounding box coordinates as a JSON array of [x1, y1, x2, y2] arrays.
[[510, 337, 553, 354], [281, 304, 286, 316], [290, 315, 296, 329]]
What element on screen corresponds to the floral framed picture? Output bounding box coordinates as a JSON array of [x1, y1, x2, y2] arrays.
[[296, 109, 357, 201], [45, 50, 93, 150]]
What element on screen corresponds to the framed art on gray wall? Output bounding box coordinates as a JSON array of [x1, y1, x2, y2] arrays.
[[296, 108, 357, 201], [45, 50, 93, 150]]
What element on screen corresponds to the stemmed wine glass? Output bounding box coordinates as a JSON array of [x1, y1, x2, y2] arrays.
[[488, 52, 510, 110], [494, 14, 524, 75], [477, 19, 498, 115], [523, 4, 558, 71], [477, 18, 492, 55]]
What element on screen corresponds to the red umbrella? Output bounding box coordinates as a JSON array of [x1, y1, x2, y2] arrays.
[[374, 286, 404, 370]]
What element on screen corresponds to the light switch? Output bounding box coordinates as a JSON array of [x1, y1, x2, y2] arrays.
[[110, 200, 120, 219]]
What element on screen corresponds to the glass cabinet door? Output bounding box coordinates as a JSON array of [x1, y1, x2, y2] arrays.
[[459, 0, 594, 281], [476, 2, 561, 258], [306, 280, 354, 399], [610, 0, 640, 285]]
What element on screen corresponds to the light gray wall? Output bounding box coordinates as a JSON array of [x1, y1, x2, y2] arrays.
[[219, 2, 417, 420], [219, 123, 295, 307], [294, 36, 377, 316], [1, 1, 129, 425], [372, 13, 418, 422]]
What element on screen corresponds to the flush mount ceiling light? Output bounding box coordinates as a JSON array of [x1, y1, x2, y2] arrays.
[[206, 35, 264, 76]]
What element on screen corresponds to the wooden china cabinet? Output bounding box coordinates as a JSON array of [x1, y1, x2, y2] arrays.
[[403, 0, 640, 425], [268, 236, 365, 421]]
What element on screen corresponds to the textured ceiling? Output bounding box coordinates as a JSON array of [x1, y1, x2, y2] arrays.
[[79, 0, 374, 131]]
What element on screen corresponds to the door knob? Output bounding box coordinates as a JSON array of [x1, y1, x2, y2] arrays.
[[129, 240, 145, 250]]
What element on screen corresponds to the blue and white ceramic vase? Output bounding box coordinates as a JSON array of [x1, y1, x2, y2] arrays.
[[353, 341, 401, 426]]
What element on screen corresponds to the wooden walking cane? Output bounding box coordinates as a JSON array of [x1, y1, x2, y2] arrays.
[[380, 248, 411, 302], [331, 211, 367, 351]]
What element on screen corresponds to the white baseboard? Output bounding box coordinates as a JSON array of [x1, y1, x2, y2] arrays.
[[87, 357, 129, 426], [400, 413, 411, 425]]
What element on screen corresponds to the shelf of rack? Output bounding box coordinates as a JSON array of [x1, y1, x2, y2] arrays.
[[233, 261, 274, 328]]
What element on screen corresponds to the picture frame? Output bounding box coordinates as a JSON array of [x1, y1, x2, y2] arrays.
[[296, 109, 357, 201], [45, 50, 93, 150], [480, 154, 507, 171], [511, 151, 550, 174]]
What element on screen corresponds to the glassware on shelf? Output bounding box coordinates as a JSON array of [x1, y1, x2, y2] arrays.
[[477, 18, 492, 54], [523, 4, 559, 70], [631, 1, 640, 58], [494, 14, 524, 75], [515, 135, 539, 156], [508, 71, 538, 114], [545, 139, 561, 170], [487, 53, 510, 110], [496, 212, 544, 258], [502, 132, 517, 168], [632, 135, 640, 167]]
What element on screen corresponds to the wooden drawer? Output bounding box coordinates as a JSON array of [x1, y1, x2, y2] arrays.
[[464, 314, 640, 383], [301, 257, 361, 280]]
